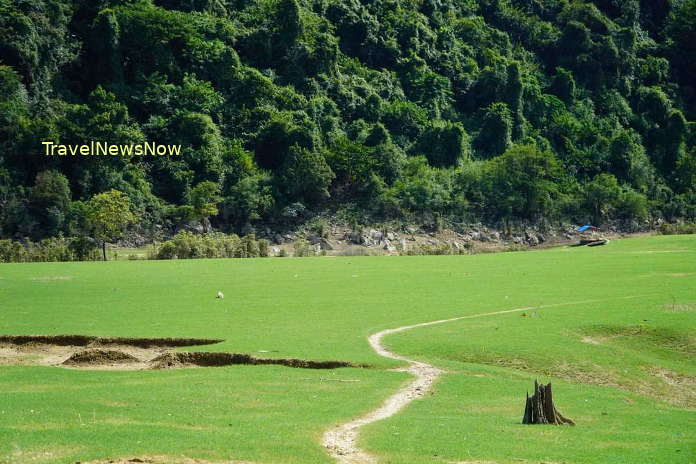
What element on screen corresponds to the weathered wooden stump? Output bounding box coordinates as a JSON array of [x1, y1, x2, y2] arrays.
[[522, 380, 575, 425]]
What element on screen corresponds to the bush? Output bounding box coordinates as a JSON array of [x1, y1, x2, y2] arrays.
[[238, 234, 260, 258], [258, 239, 270, 257], [0, 237, 100, 263], [402, 242, 469, 256], [156, 241, 178, 259], [153, 231, 272, 259], [0, 240, 27, 262], [338, 246, 373, 256], [659, 223, 696, 235], [30, 237, 74, 262], [307, 217, 330, 238], [293, 239, 314, 257], [69, 236, 99, 260]]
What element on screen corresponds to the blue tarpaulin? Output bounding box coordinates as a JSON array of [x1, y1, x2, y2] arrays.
[[576, 225, 595, 232]]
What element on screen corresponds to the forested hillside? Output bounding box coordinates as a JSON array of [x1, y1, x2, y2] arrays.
[[1, 0, 695, 241]]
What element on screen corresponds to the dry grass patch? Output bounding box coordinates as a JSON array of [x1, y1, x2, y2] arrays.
[[647, 367, 696, 409], [77, 457, 260, 464], [663, 302, 696, 312], [6, 446, 83, 464], [582, 325, 695, 356], [580, 336, 607, 345]]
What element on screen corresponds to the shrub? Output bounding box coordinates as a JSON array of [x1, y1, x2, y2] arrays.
[[402, 242, 469, 256], [153, 231, 273, 259], [293, 239, 314, 257], [240, 234, 260, 258], [69, 236, 99, 260], [338, 246, 372, 256], [0, 237, 100, 263], [307, 217, 330, 238], [156, 241, 178, 259], [258, 239, 270, 257], [0, 240, 27, 262], [32, 237, 74, 262], [659, 223, 696, 235]]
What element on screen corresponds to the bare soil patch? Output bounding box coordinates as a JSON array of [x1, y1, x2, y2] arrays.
[[63, 349, 141, 366], [0, 335, 355, 371]]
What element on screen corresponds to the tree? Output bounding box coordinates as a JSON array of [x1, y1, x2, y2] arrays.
[[506, 62, 525, 140], [0, 65, 28, 140], [550, 67, 576, 104], [390, 156, 455, 216], [0, 0, 77, 103], [474, 103, 513, 157], [253, 111, 319, 170], [279, 145, 335, 203], [326, 137, 377, 187], [675, 148, 696, 193], [667, 0, 696, 110], [416, 121, 470, 168], [662, 109, 688, 174], [584, 173, 622, 224], [617, 188, 649, 221], [0, 0, 695, 237], [31, 170, 70, 209], [382, 101, 428, 147], [607, 129, 652, 190], [86, 190, 137, 261], [221, 174, 274, 225], [482, 144, 562, 223], [277, 0, 303, 45], [190, 181, 221, 231], [30, 170, 71, 237]]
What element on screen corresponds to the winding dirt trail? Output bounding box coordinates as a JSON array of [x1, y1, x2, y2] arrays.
[[322, 296, 642, 463]]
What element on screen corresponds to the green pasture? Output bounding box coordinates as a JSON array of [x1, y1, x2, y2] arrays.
[[0, 235, 694, 463]]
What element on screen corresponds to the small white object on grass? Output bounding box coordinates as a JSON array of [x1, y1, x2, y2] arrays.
[[216, 291, 224, 299]]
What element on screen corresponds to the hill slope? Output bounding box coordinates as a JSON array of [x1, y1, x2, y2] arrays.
[[1, 0, 695, 239]]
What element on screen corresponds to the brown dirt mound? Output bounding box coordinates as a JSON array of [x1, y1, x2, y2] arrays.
[[63, 349, 141, 366], [150, 351, 354, 370]]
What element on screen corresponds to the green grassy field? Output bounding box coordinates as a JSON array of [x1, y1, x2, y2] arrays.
[[1, 235, 694, 463]]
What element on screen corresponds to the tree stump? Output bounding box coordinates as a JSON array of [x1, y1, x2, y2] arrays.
[[522, 380, 575, 425]]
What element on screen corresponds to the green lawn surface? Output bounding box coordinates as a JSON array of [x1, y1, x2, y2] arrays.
[[0, 235, 694, 463]]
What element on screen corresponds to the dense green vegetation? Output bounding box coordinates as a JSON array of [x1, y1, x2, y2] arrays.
[[2, 0, 696, 241], [0, 230, 272, 262], [1, 235, 694, 463]]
